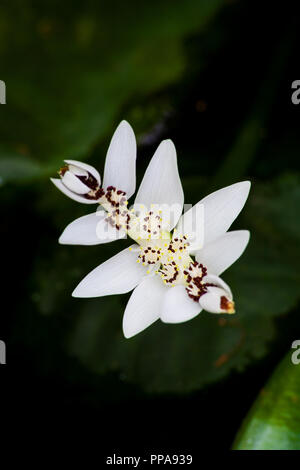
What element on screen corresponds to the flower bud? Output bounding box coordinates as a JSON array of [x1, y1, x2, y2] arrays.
[[57, 160, 104, 201]]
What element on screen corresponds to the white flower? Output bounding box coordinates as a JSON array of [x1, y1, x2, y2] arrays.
[[69, 131, 250, 338], [51, 120, 136, 245]]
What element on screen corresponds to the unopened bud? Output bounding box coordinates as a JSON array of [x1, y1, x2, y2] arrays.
[[58, 160, 103, 201]]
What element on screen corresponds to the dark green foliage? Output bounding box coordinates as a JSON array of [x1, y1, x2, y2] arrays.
[[2, 0, 300, 450]]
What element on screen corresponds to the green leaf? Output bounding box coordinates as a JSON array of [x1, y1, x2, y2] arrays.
[[0, 147, 43, 185], [0, 0, 225, 182], [212, 31, 295, 188], [232, 351, 300, 450]]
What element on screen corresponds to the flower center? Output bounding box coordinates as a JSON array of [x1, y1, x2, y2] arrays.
[[106, 208, 131, 231], [163, 234, 190, 265], [137, 245, 162, 265], [167, 235, 189, 254], [138, 209, 162, 240], [158, 262, 179, 285], [184, 261, 211, 301], [99, 186, 133, 231], [100, 186, 127, 209]]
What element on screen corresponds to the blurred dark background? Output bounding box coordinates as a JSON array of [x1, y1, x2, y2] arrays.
[[1, 0, 300, 458]]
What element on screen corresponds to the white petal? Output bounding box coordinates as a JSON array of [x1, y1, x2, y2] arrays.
[[176, 203, 204, 250], [177, 181, 250, 246], [134, 140, 184, 230], [72, 245, 145, 298], [161, 285, 201, 324], [65, 159, 101, 185], [62, 171, 90, 194], [59, 210, 126, 245], [103, 121, 136, 198], [68, 165, 88, 177], [195, 230, 250, 275], [50, 178, 99, 204], [199, 286, 230, 314], [122, 275, 166, 338], [202, 274, 232, 298]]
